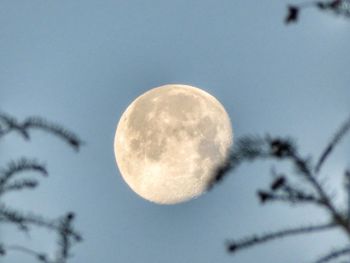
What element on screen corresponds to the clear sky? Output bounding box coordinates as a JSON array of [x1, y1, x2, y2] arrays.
[[1, 1, 350, 263]]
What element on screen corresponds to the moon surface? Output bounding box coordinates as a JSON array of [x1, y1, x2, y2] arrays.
[[114, 84, 233, 204]]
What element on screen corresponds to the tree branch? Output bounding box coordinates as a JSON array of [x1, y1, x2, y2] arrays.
[[0, 204, 56, 232], [0, 178, 38, 195], [313, 245, 350, 263], [0, 158, 47, 196], [257, 190, 322, 206], [315, 115, 350, 174], [0, 205, 82, 242], [55, 213, 82, 263], [3, 244, 52, 263], [0, 112, 83, 151], [285, 0, 350, 24], [287, 151, 349, 235], [0, 112, 83, 262], [227, 222, 336, 253], [0, 158, 47, 182]]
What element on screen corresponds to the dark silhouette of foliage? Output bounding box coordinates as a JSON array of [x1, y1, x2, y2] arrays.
[[0, 112, 83, 263], [209, 115, 350, 262], [285, 0, 350, 24], [0, 113, 83, 151]]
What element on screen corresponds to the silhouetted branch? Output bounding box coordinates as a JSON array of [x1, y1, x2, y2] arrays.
[[0, 204, 56, 232], [0, 112, 83, 151], [256, 188, 322, 206], [285, 0, 350, 24], [286, 151, 348, 232], [3, 245, 51, 263], [211, 134, 348, 232], [257, 174, 318, 206], [0, 207, 82, 241], [345, 170, 350, 221], [290, 151, 349, 234], [0, 112, 83, 262], [0, 208, 82, 262], [55, 213, 82, 263], [286, 5, 300, 23], [227, 222, 336, 253], [210, 115, 350, 262], [314, 246, 350, 263], [315, 116, 350, 174], [1, 178, 38, 195], [207, 136, 275, 189], [208, 136, 296, 189], [0, 158, 47, 186]]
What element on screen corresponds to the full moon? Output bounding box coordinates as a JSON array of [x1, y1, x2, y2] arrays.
[[114, 84, 233, 204]]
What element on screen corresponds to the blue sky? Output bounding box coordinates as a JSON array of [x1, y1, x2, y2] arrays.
[[1, 1, 350, 262]]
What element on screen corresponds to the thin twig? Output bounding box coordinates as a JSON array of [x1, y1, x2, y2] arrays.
[[227, 222, 336, 253], [288, 152, 349, 234], [315, 116, 350, 174], [0, 178, 38, 195], [55, 213, 81, 263], [0, 205, 82, 241], [5, 245, 51, 263], [285, 0, 350, 24], [0, 204, 56, 232], [257, 190, 323, 206], [314, 246, 350, 263]]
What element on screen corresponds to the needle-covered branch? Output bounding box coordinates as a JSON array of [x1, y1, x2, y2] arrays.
[[211, 135, 348, 230], [0, 112, 83, 262], [256, 188, 322, 206], [2, 245, 52, 263], [0, 112, 83, 151], [258, 174, 322, 206], [209, 115, 350, 262], [0, 203, 56, 232], [0, 211, 82, 262], [286, 151, 347, 233], [0, 212, 82, 263], [1, 178, 39, 195], [207, 136, 274, 189], [0, 158, 47, 197], [0, 158, 47, 183], [227, 222, 336, 253], [55, 213, 82, 263]]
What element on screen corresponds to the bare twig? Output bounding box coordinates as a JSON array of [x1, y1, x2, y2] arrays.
[[227, 222, 336, 253], [315, 116, 350, 174], [4, 245, 51, 263], [314, 245, 350, 263], [55, 213, 82, 263]]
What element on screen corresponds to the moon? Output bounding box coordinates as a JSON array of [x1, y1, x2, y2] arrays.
[[114, 84, 233, 204]]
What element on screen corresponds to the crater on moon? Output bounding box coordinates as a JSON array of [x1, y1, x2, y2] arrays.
[[114, 84, 233, 204]]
